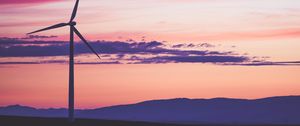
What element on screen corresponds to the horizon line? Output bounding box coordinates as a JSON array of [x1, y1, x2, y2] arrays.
[[2, 95, 300, 110]]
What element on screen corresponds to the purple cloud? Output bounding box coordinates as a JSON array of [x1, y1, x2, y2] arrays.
[[21, 35, 57, 39], [0, 37, 261, 65]]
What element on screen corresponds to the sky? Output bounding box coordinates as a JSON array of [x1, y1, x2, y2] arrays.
[[0, 0, 300, 108]]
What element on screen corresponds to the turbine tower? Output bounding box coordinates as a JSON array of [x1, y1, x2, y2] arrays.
[[27, 0, 100, 122]]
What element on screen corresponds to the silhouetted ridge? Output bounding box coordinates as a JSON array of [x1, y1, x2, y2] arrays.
[[1, 96, 300, 124]]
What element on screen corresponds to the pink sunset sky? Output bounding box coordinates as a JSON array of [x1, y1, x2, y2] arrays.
[[0, 0, 300, 108]]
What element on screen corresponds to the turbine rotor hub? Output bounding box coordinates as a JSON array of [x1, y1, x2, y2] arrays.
[[69, 22, 77, 26]]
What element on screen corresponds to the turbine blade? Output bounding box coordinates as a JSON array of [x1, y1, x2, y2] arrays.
[[70, 0, 79, 22], [27, 23, 69, 35], [73, 26, 101, 60]]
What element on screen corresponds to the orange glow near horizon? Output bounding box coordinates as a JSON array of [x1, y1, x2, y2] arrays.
[[0, 64, 299, 109]]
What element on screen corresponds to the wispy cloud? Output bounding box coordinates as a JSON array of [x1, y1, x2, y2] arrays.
[[0, 38, 253, 65], [212, 28, 300, 40], [133, 56, 248, 64], [0, 38, 224, 57], [232, 61, 300, 66], [21, 35, 58, 39], [0, 0, 63, 5], [1, 38, 299, 66]]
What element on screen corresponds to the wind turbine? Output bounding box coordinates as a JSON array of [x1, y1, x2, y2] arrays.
[[27, 0, 100, 122]]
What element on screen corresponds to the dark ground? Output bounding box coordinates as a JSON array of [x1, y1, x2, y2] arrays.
[[0, 116, 299, 126]]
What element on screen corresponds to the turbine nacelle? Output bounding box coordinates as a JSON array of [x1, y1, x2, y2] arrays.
[[69, 21, 77, 26]]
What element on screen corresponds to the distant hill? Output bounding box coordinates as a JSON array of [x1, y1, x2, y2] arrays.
[[1, 96, 300, 125]]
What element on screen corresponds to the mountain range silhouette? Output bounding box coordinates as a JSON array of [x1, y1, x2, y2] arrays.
[[1, 96, 299, 124]]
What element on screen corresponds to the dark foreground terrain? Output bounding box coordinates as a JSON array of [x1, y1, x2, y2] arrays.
[[0, 116, 299, 126]]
